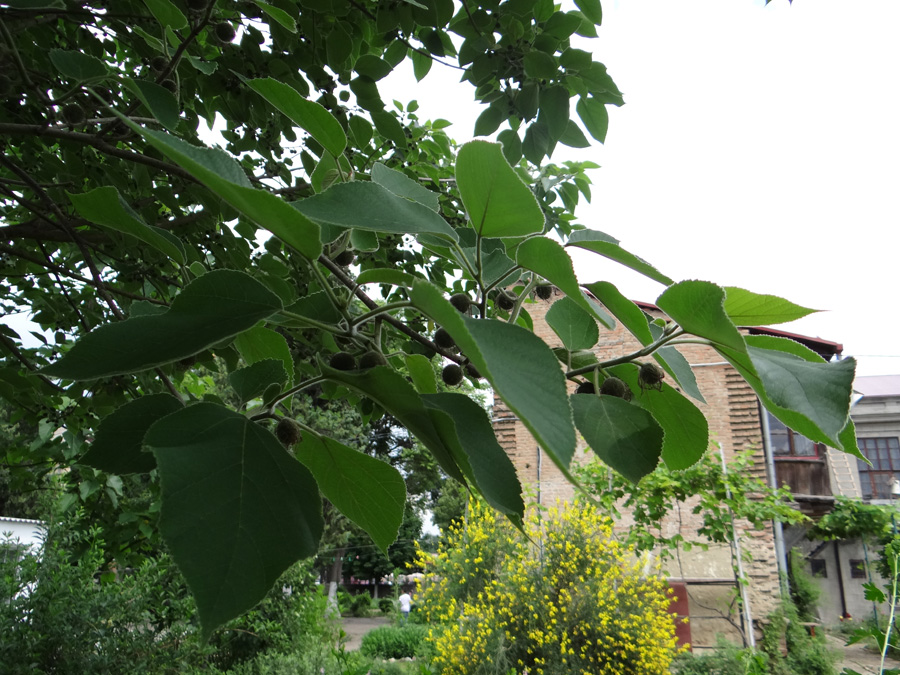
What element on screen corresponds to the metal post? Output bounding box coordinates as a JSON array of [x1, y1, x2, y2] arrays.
[[760, 405, 790, 596]]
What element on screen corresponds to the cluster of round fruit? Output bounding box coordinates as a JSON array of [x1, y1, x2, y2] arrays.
[[574, 362, 665, 401]]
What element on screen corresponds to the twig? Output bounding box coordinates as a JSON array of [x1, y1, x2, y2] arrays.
[[0, 333, 64, 392]]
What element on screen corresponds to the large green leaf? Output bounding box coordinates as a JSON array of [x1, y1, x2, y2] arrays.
[[122, 77, 180, 130], [583, 281, 652, 344], [422, 393, 525, 523], [319, 361, 466, 483], [456, 141, 544, 238], [371, 162, 440, 212], [356, 269, 421, 288], [571, 394, 664, 483], [79, 394, 182, 474], [723, 287, 819, 326], [656, 280, 745, 353], [653, 346, 705, 404], [246, 78, 346, 156], [295, 434, 405, 553], [234, 326, 294, 385], [405, 354, 437, 394], [409, 279, 577, 476], [715, 335, 856, 451], [49, 49, 108, 80], [545, 296, 599, 351], [43, 270, 282, 380], [228, 360, 289, 406], [110, 121, 322, 259], [575, 0, 602, 24], [293, 182, 457, 241], [566, 229, 673, 285], [147, 403, 323, 641], [68, 186, 186, 264], [254, 0, 297, 32], [607, 364, 708, 470], [142, 0, 187, 29], [576, 96, 609, 143], [517, 237, 614, 328]]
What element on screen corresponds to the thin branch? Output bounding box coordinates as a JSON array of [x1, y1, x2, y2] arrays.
[[38, 241, 91, 333], [0, 17, 50, 103], [566, 329, 685, 378], [0, 333, 64, 392]]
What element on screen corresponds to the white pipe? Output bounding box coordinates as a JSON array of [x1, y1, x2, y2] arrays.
[[760, 404, 790, 596]]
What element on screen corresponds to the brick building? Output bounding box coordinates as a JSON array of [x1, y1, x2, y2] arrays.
[[492, 288, 850, 648]]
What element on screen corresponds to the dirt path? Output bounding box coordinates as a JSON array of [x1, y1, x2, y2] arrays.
[[339, 616, 391, 651], [829, 634, 900, 674]]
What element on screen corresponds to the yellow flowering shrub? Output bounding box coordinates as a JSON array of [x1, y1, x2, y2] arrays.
[[416, 500, 680, 675]]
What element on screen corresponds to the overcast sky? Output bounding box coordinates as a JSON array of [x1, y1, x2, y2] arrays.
[[381, 0, 900, 378]]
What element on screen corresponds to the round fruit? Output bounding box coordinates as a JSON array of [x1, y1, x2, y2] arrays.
[[496, 289, 516, 311], [442, 363, 463, 386], [150, 55, 168, 72], [215, 22, 236, 43], [465, 362, 482, 380], [329, 351, 356, 371], [334, 250, 355, 266], [434, 327, 455, 350], [161, 79, 178, 94], [275, 418, 302, 446], [61, 103, 86, 125], [535, 284, 553, 300], [359, 350, 387, 369], [449, 293, 471, 313], [600, 377, 631, 399], [638, 362, 665, 391], [575, 381, 595, 395]]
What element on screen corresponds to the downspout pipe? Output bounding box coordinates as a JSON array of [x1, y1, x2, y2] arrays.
[[760, 403, 791, 596]]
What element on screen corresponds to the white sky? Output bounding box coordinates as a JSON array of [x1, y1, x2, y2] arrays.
[[380, 0, 900, 377]]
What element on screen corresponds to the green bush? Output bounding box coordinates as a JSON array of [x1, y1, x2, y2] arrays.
[[349, 592, 373, 617], [379, 597, 395, 615], [671, 639, 766, 675], [360, 625, 428, 659]]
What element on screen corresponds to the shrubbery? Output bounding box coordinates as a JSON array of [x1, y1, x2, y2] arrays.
[[416, 499, 681, 675], [361, 625, 428, 660]]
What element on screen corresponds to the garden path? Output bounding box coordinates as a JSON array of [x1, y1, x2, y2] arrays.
[[830, 634, 900, 674], [339, 616, 391, 651]]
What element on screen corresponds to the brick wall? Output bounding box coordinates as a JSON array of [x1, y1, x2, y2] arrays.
[[491, 288, 783, 639]]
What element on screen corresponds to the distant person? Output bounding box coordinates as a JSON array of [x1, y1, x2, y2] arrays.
[[398, 591, 412, 623]]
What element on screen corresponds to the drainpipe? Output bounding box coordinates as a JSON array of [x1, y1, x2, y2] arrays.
[[760, 403, 790, 596], [719, 443, 756, 648]]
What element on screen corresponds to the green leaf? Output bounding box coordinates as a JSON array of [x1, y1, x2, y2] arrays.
[[355, 269, 421, 287], [371, 162, 439, 212], [456, 141, 543, 238], [474, 104, 504, 137], [234, 326, 294, 385], [68, 186, 186, 263], [411, 49, 433, 81], [405, 354, 437, 394], [43, 271, 282, 380], [295, 434, 405, 553], [653, 346, 705, 404], [372, 109, 408, 148], [142, 0, 188, 29], [607, 364, 708, 470], [583, 281, 652, 344], [723, 287, 819, 326], [566, 229, 673, 285], [523, 50, 558, 79], [539, 85, 569, 141], [716, 335, 856, 450], [497, 128, 523, 165], [355, 55, 393, 81], [559, 120, 591, 148], [254, 0, 297, 32], [576, 97, 609, 143], [522, 121, 550, 164], [121, 77, 180, 130], [147, 403, 323, 641], [246, 78, 346, 157], [49, 49, 108, 81], [350, 229, 379, 252], [422, 393, 524, 523], [228, 359, 289, 406], [320, 361, 467, 483], [409, 279, 577, 476], [79, 394, 182, 474], [656, 281, 746, 353], [110, 123, 322, 260], [545, 296, 599, 351], [574, 0, 602, 24], [293, 182, 457, 241], [571, 394, 664, 483], [517, 237, 614, 328]]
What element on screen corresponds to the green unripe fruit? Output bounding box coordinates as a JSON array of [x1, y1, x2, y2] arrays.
[[434, 327, 455, 350], [600, 377, 631, 400], [215, 22, 236, 43], [275, 418, 302, 447], [61, 103, 86, 125], [359, 350, 387, 369], [150, 55, 168, 72], [161, 79, 178, 94], [465, 362, 482, 380], [329, 351, 356, 371], [496, 289, 516, 311], [535, 284, 553, 300], [638, 362, 665, 391], [334, 250, 355, 266], [449, 293, 471, 313], [575, 381, 595, 395], [442, 363, 463, 386]]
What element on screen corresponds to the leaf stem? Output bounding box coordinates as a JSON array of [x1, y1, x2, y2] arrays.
[[507, 275, 539, 325], [309, 258, 352, 325], [566, 330, 684, 378], [254, 375, 327, 417], [879, 551, 900, 674], [350, 301, 412, 328], [279, 310, 348, 335]]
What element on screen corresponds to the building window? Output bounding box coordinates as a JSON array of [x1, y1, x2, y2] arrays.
[[767, 412, 823, 458], [850, 560, 867, 580], [809, 559, 826, 578], [857, 437, 900, 500]]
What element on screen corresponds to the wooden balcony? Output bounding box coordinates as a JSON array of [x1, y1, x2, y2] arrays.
[[774, 458, 833, 515]]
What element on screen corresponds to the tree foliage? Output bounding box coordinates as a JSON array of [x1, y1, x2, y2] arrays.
[[0, 0, 859, 638]]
